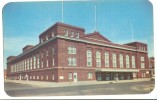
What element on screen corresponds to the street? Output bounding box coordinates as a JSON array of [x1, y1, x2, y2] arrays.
[[5, 81, 154, 97]]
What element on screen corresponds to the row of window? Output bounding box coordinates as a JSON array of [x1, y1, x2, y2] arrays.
[[41, 32, 55, 43], [86, 50, 145, 68], [139, 46, 146, 51], [10, 49, 55, 73], [64, 30, 80, 38]]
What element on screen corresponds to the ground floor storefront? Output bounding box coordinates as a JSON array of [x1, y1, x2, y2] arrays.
[[7, 68, 152, 82]]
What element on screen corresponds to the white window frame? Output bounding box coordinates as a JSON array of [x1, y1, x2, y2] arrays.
[[87, 50, 92, 66], [65, 30, 68, 36], [68, 47, 76, 54], [30, 58, 32, 70], [88, 72, 93, 79], [141, 56, 145, 61], [27, 59, 29, 70], [46, 35, 48, 40], [76, 32, 79, 38], [141, 63, 145, 68], [71, 31, 74, 37], [105, 52, 109, 67], [112, 53, 117, 68], [37, 55, 40, 68], [68, 72, 72, 80], [96, 51, 101, 67], [68, 57, 76, 66], [33, 56, 36, 69], [132, 56, 136, 68], [119, 54, 123, 68], [126, 55, 130, 68]]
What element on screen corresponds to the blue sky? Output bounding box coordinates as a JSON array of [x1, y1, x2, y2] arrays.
[[3, 0, 154, 69]]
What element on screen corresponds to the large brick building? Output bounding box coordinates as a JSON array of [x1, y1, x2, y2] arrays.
[[7, 22, 151, 82]]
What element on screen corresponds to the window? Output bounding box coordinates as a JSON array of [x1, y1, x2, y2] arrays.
[[68, 47, 76, 54], [46, 35, 48, 40], [88, 72, 93, 79], [46, 59, 49, 67], [33, 56, 36, 69], [87, 50, 92, 66], [112, 53, 117, 68], [30, 76, 32, 79], [46, 50, 49, 57], [46, 75, 48, 80], [96, 51, 101, 67], [65, 30, 68, 36], [132, 56, 136, 68], [133, 73, 137, 78], [37, 55, 40, 68], [30, 58, 32, 70], [37, 75, 39, 80], [105, 52, 109, 67], [68, 57, 76, 66], [119, 54, 123, 68], [141, 56, 144, 61], [53, 58, 55, 66], [69, 72, 72, 80], [41, 75, 43, 80], [25, 60, 27, 70], [52, 32, 54, 37], [71, 32, 74, 37], [76, 32, 79, 38], [41, 39, 43, 43], [22, 60, 25, 71], [33, 75, 35, 79], [126, 55, 130, 68], [52, 48, 55, 54], [52, 75, 54, 80], [27, 59, 29, 70], [141, 63, 145, 68]]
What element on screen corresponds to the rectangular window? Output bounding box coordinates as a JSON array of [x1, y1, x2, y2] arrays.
[[68, 47, 76, 54], [96, 51, 101, 67], [71, 32, 74, 37], [27, 59, 29, 70], [88, 72, 93, 79], [37, 55, 40, 68], [69, 72, 72, 80], [65, 30, 68, 36], [141, 63, 145, 68], [25, 60, 27, 70], [68, 58, 76, 66], [53, 58, 54, 66], [76, 32, 79, 38], [52, 75, 54, 80], [46, 35, 48, 40], [141, 56, 144, 61], [47, 59, 49, 67], [41, 39, 43, 43], [30, 58, 32, 70], [87, 50, 92, 66], [34, 56, 36, 69]]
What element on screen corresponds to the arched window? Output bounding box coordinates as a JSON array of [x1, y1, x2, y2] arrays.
[[132, 56, 136, 68], [112, 53, 117, 68], [119, 54, 123, 68], [96, 51, 101, 67], [105, 52, 109, 67], [87, 50, 92, 66], [126, 55, 130, 68]]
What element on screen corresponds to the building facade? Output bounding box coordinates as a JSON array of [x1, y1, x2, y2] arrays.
[[7, 22, 151, 82]]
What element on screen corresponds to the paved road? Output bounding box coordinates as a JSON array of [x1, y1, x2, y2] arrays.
[[5, 81, 154, 97]]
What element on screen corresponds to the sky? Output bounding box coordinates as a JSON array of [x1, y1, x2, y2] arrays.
[[3, 0, 154, 69]]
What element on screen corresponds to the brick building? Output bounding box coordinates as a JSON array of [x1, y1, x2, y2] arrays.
[[7, 22, 151, 82], [149, 57, 155, 77]]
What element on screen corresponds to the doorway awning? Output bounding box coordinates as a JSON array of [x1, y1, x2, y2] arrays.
[[96, 68, 139, 72]]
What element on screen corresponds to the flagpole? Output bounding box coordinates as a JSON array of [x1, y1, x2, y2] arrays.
[[62, 0, 64, 23], [131, 24, 134, 42]]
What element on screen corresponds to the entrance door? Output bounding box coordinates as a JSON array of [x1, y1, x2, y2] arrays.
[[106, 74, 110, 81], [73, 73, 77, 82]]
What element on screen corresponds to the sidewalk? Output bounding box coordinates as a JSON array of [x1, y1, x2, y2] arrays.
[[4, 78, 151, 88]]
